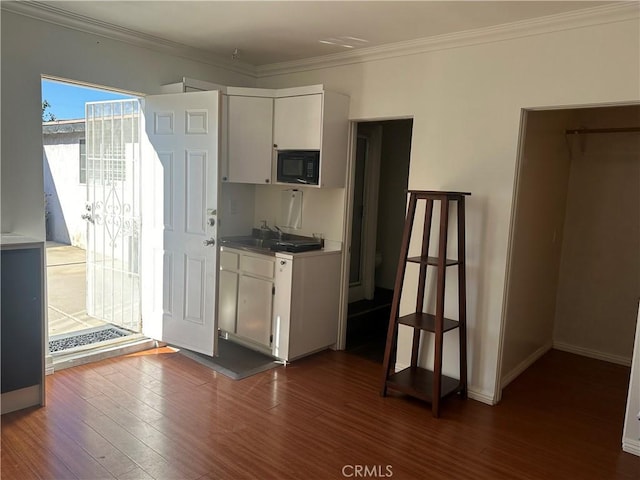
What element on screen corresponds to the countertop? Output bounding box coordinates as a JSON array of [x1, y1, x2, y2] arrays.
[[220, 237, 341, 258], [1, 233, 44, 249]]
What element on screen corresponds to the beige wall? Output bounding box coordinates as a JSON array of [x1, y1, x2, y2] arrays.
[[257, 18, 640, 401], [253, 185, 345, 242], [1, 11, 254, 239], [554, 108, 640, 364], [500, 110, 573, 385]]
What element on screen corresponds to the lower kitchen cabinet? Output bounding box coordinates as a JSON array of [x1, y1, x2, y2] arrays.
[[273, 250, 341, 362], [218, 269, 238, 334], [218, 246, 342, 361], [237, 275, 273, 346], [218, 248, 275, 351]]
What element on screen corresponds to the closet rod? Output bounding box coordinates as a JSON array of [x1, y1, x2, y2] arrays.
[[565, 127, 640, 135]]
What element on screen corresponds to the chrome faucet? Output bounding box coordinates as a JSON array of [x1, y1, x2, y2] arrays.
[[259, 220, 284, 240]]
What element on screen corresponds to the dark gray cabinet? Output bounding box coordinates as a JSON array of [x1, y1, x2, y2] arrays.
[[1, 235, 45, 414]]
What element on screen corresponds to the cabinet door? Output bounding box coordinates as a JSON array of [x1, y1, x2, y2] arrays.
[[1, 248, 43, 395], [218, 269, 238, 333], [227, 95, 274, 184], [273, 94, 322, 150], [237, 275, 273, 347]]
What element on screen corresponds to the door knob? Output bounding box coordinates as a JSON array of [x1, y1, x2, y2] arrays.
[[203, 238, 216, 247]]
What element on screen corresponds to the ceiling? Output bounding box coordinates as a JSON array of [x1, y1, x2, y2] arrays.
[[22, 1, 613, 66]]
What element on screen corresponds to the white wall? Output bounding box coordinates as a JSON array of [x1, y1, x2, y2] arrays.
[[43, 130, 87, 247], [500, 110, 573, 386], [1, 11, 254, 240], [554, 108, 640, 364], [253, 185, 345, 242], [219, 183, 256, 237], [257, 17, 640, 402]]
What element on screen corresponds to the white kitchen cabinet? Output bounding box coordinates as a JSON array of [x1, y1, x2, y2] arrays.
[[218, 250, 239, 334], [223, 94, 274, 184], [219, 245, 342, 361], [237, 275, 273, 346], [218, 247, 275, 351], [273, 249, 342, 362], [273, 86, 350, 188], [273, 94, 323, 150], [218, 269, 238, 334]]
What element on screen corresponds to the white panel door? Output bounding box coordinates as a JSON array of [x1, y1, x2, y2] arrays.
[[140, 91, 219, 355]]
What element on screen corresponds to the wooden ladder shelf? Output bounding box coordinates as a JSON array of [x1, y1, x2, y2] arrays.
[[381, 190, 470, 417]]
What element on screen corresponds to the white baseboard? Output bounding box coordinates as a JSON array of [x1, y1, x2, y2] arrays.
[[394, 362, 409, 372], [45, 354, 54, 375], [622, 438, 640, 457], [553, 341, 632, 367], [1, 385, 43, 414], [501, 341, 553, 389], [468, 388, 496, 405]]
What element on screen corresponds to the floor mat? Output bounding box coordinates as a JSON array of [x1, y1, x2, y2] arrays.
[[49, 325, 133, 352], [179, 338, 281, 380]]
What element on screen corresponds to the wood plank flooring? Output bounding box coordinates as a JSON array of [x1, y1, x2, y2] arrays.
[[2, 348, 638, 479]]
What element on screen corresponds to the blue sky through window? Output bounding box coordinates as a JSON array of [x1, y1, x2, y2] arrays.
[[42, 79, 135, 121]]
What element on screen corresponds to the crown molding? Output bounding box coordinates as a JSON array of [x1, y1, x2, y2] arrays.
[[3, 1, 638, 81], [255, 2, 640, 78], [1, 0, 256, 78]]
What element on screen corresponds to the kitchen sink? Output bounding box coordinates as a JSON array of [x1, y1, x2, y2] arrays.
[[227, 237, 276, 249], [219, 235, 277, 253], [220, 233, 323, 254]]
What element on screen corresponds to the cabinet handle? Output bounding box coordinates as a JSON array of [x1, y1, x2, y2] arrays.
[[280, 260, 286, 265], [265, 179, 270, 183]]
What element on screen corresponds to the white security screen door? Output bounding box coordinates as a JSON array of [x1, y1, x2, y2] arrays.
[[85, 100, 142, 332], [140, 91, 220, 356]]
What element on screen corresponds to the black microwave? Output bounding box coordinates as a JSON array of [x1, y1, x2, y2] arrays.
[[276, 150, 320, 185]]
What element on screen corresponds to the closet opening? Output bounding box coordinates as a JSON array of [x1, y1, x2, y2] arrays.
[[499, 103, 640, 453]]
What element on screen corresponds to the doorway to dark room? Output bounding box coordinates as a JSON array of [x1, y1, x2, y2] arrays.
[[346, 119, 413, 362]]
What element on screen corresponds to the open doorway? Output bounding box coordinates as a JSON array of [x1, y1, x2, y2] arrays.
[[499, 103, 639, 449], [346, 119, 413, 362], [42, 77, 148, 364]]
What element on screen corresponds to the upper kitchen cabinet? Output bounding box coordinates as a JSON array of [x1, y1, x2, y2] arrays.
[[273, 93, 322, 150], [274, 85, 350, 188], [222, 89, 274, 184]]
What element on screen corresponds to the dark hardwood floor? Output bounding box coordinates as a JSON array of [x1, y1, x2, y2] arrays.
[[1, 348, 638, 479]]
